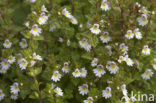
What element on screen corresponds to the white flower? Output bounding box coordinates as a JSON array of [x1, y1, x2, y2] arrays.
[[19, 58, 28, 70], [69, 16, 78, 25], [90, 24, 101, 35], [10, 83, 20, 94], [3, 39, 12, 48], [121, 84, 128, 96], [93, 64, 106, 77], [79, 38, 91, 52], [0, 68, 7, 74], [125, 30, 134, 39], [41, 5, 48, 12], [11, 93, 18, 100], [118, 56, 125, 63], [30, 60, 36, 67], [72, 69, 81, 78], [100, 32, 111, 43], [101, 1, 111, 11], [80, 67, 87, 78], [51, 83, 56, 89], [139, 7, 148, 15], [62, 8, 72, 18], [78, 84, 89, 95], [33, 53, 42, 61], [141, 69, 153, 80], [58, 37, 63, 43], [25, 21, 29, 27], [134, 28, 142, 39], [8, 56, 16, 64], [0, 89, 5, 101], [19, 38, 28, 49], [83, 97, 93, 103], [120, 43, 128, 53], [17, 53, 23, 64], [142, 45, 150, 55], [62, 62, 70, 73], [29, 0, 36, 3], [91, 58, 98, 67], [54, 87, 63, 96], [106, 61, 119, 74], [124, 55, 134, 66], [49, 24, 56, 32], [37, 12, 48, 25], [30, 24, 42, 36], [152, 64, 156, 70], [137, 14, 148, 26], [102, 87, 112, 99], [51, 71, 62, 82], [1, 59, 10, 70]]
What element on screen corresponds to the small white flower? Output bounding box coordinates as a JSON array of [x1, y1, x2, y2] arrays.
[[41, 5, 48, 12], [10, 83, 20, 94], [125, 30, 134, 39], [83, 97, 93, 103], [121, 84, 128, 96], [93, 64, 106, 77], [124, 55, 134, 66], [17, 54, 23, 64], [0, 89, 5, 101], [25, 21, 29, 27], [62, 8, 72, 18], [19, 38, 28, 49], [11, 93, 18, 100], [90, 24, 101, 35], [30, 24, 42, 36], [78, 84, 89, 95], [1, 59, 10, 70], [118, 56, 125, 63], [0, 68, 7, 74], [142, 69, 153, 80], [29, 0, 36, 3], [3, 39, 12, 48], [72, 69, 81, 78], [139, 7, 148, 15], [102, 87, 112, 99], [62, 62, 70, 73], [134, 28, 142, 39], [106, 61, 119, 74], [19, 58, 28, 70], [49, 24, 56, 32], [69, 16, 78, 25], [8, 56, 16, 64], [100, 32, 111, 43], [101, 1, 111, 11], [51, 71, 62, 82], [30, 60, 36, 67], [58, 37, 64, 43], [54, 87, 63, 96], [37, 12, 48, 25], [137, 14, 148, 26], [32, 53, 42, 61], [142, 45, 150, 55], [79, 38, 91, 52], [120, 43, 128, 53], [80, 67, 87, 78], [51, 83, 56, 89], [91, 58, 98, 67]]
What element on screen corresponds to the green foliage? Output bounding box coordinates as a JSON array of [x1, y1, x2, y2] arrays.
[[0, 0, 156, 103]]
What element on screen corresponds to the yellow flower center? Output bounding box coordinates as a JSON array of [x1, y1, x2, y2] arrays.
[[4, 62, 8, 66], [102, 3, 106, 7], [93, 26, 98, 30], [126, 59, 130, 63], [6, 41, 10, 45], [14, 86, 18, 90], [0, 92, 2, 96], [128, 33, 132, 36], [98, 69, 102, 72], [33, 28, 37, 32], [82, 87, 86, 91], [121, 47, 125, 51], [144, 48, 148, 52], [104, 35, 108, 39], [82, 41, 86, 44], [41, 16, 45, 20], [145, 72, 149, 76], [54, 74, 58, 77], [106, 91, 109, 94], [112, 65, 116, 69], [56, 90, 60, 94], [142, 18, 146, 22], [64, 66, 68, 70]]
